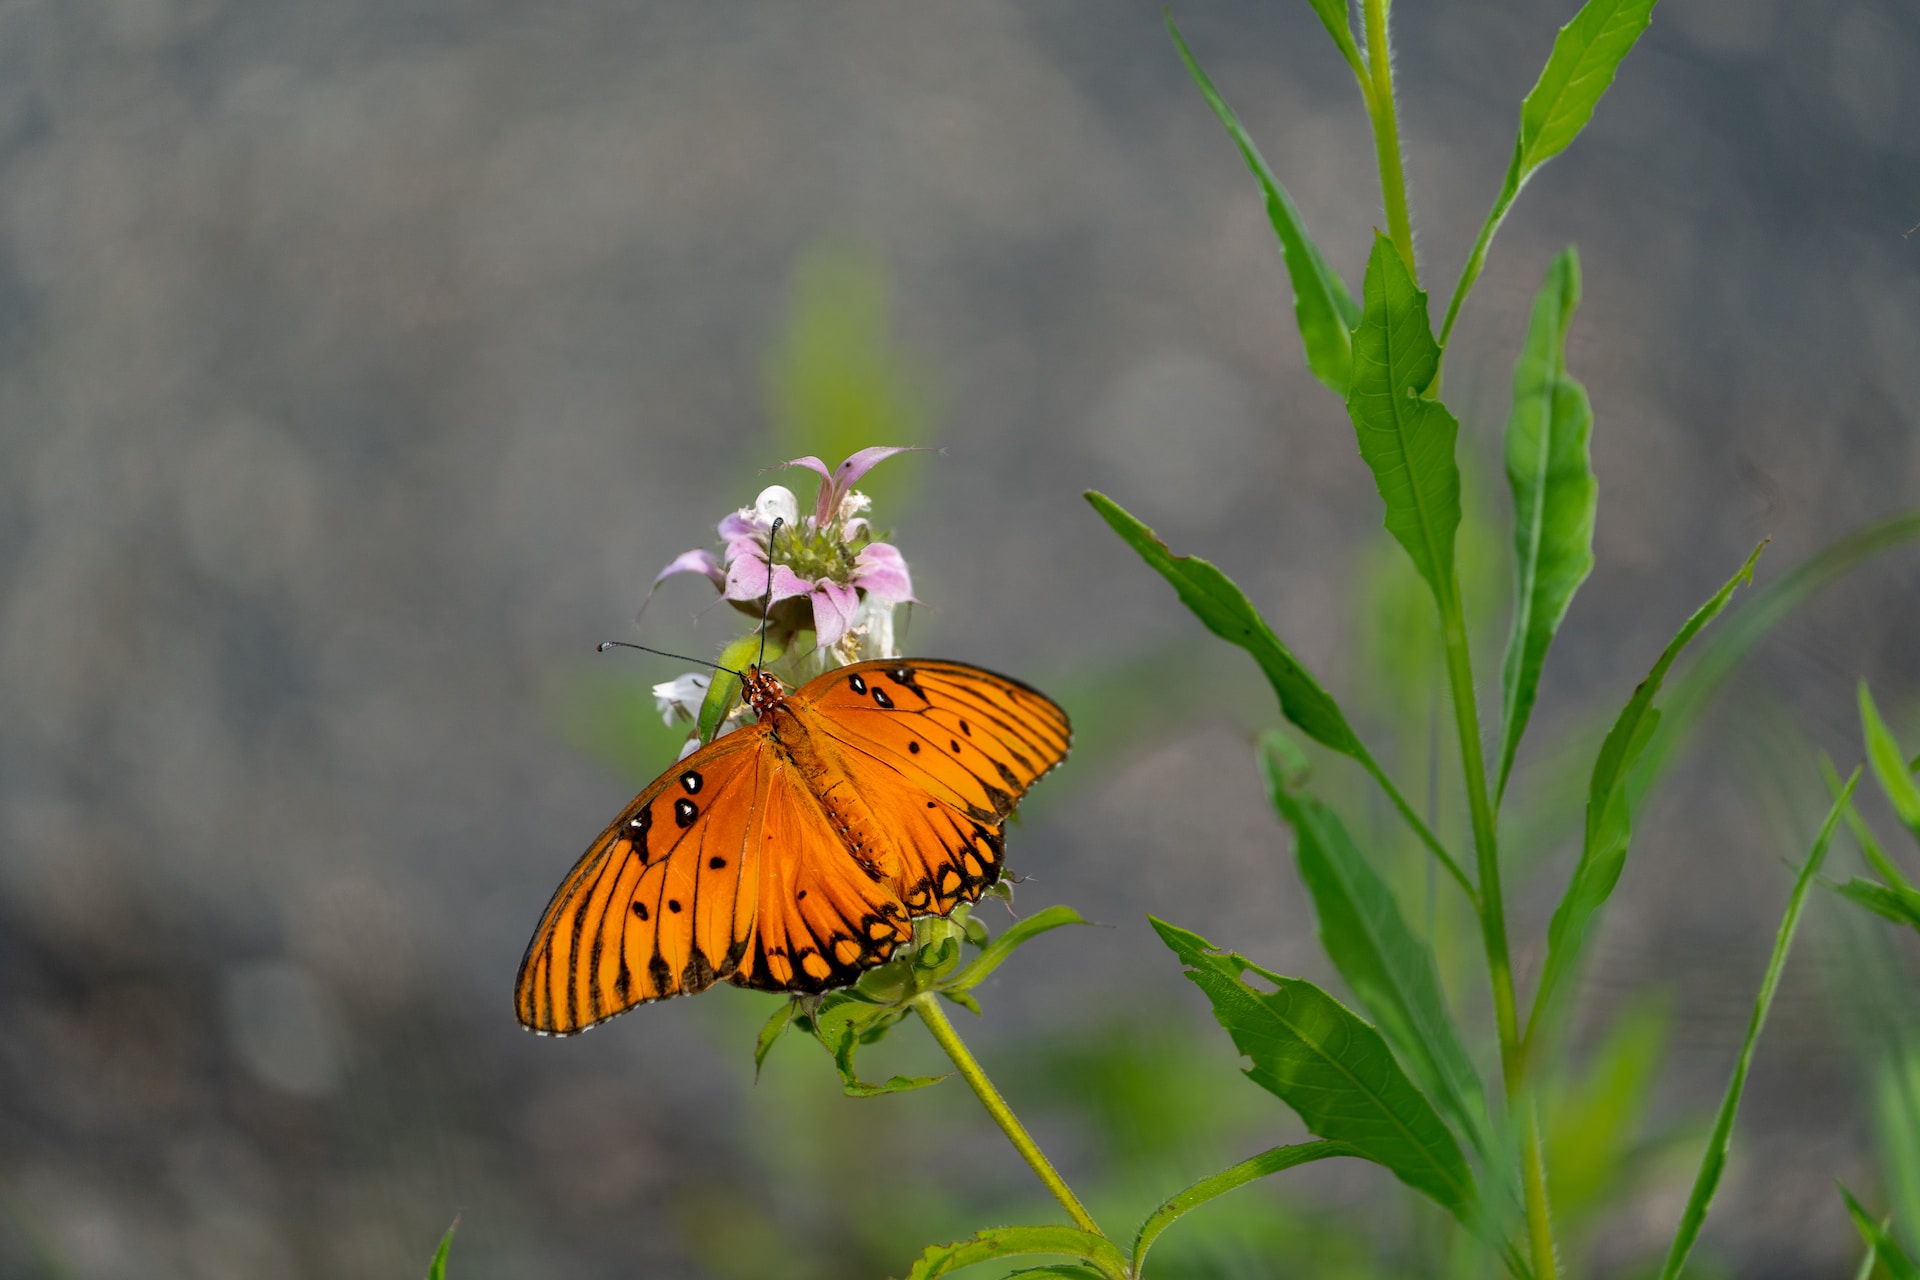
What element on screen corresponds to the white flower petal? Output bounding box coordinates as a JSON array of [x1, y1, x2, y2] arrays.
[[651, 672, 711, 726], [752, 485, 800, 532]]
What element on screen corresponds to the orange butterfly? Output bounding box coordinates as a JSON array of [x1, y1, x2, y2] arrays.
[[515, 658, 1070, 1035]]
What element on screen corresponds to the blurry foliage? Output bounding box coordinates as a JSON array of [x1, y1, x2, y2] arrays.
[[763, 242, 936, 515]]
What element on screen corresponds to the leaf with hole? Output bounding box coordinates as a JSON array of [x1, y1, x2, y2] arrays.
[[1151, 917, 1479, 1227]]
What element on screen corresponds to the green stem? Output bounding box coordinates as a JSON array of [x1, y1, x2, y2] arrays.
[[1436, 178, 1517, 356], [1437, 594, 1557, 1280], [1361, 0, 1417, 277], [910, 994, 1104, 1239], [1358, 748, 1479, 908]]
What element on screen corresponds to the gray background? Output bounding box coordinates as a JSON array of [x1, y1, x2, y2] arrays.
[[2, 1, 1917, 1277]]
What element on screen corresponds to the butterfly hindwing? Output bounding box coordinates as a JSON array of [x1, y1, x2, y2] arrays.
[[728, 758, 914, 994], [792, 659, 1071, 916], [515, 730, 766, 1034]]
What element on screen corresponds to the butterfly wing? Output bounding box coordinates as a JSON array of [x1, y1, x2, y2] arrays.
[[728, 757, 914, 994], [515, 728, 768, 1035], [789, 659, 1071, 917]]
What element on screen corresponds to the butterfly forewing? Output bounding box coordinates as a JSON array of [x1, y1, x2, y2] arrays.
[[792, 659, 1071, 915], [515, 730, 765, 1034]]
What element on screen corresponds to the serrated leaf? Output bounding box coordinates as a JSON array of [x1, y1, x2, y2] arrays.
[[1168, 14, 1359, 394], [1086, 492, 1359, 755], [1260, 738, 1493, 1164], [698, 631, 786, 744], [1150, 917, 1479, 1225], [1497, 247, 1596, 802], [1862, 683, 1920, 844], [1346, 235, 1463, 608], [1655, 770, 1855, 1280], [1841, 1188, 1920, 1280], [945, 906, 1092, 997], [424, 1218, 457, 1280], [1131, 1139, 1360, 1274], [1529, 541, 1765, 1042], [901, 1225, 1128, 1280], [753, 999, 797, 1080]]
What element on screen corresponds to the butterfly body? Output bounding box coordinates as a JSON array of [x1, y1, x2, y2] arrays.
[[516, 658, 1070, 1035]]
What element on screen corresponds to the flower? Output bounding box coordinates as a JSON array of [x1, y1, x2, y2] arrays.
[[652, 672, 710, 726], [648, 447, 917, 654]]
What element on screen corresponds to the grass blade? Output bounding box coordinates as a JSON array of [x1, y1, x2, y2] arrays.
[[425, 1217, 458, 1280], [1131, 1140, 1360, 1275], [1497, 248, 1596, 803], [1842, 1186, 1920, 1280], [1168, 14, 1360, 394], [1629, 509, 1920, 806], [1260, 736, 1493, 1163], [1527, 541, 1765, 1045], [1151, 917, 1479, 1227], [1862, 683, 1920, 843], [1655, 770, 1857, 1280], [1347, 234, 1463, 610]]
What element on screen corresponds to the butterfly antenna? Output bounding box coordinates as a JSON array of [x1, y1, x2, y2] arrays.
[[755, 517, 782, 671], [596, 640, 742, 678]]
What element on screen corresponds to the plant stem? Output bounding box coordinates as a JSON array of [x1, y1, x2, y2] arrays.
[[1358, 749, 1479, 908], [1436, 595, 1558, 1280], [1360, 0, 1417, 278], [910, 993, 1104, 1238]]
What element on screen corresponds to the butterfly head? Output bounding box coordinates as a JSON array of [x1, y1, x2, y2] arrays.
[[740, 665, 789, 717]]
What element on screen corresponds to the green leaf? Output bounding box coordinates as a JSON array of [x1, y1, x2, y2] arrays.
[[1630, 510, 1920, 805], [1496, 247, 1596, 803], [1346, 235, 1463, 609], [1842, 1186, 1920, 1280], [1655, 770, 1857, 1280], [1543, 997, 1669, 1227], [1528, 541, 1766, 1042], [753, 999, 797, 1081], [425, 1218, 457, 1280], [1828, 756, 1920, 896], [1437, 0, 1661, 351], [1168, 14, 1359, 394], [1862, 683, 1920, 844], [698, 631, 786, 744], [1089, 492, 1472, 898], [1835, 877, 1920, 932], [1150, 917, 1479, 1225], [1131, 1140, 1360, 1275], [901, 1225, 1129, 1280], [1259, 737, 1493, 1163], [1086, 492, 1359, 755], [827, 1021, 948, 1098], [1518, 0, 1660, 177], [944, 906, 1093, 997]]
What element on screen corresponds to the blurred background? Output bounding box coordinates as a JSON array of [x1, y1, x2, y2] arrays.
[[2, 1, 1918, 1276]]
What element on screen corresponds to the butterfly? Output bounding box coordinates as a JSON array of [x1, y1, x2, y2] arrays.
[[515, 658, 1071, 1035]]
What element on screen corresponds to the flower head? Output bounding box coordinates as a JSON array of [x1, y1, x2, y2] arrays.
[[649, 448, 917, 657]]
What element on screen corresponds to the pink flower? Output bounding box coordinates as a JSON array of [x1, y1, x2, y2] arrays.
[[647, 448, 917, 653]]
